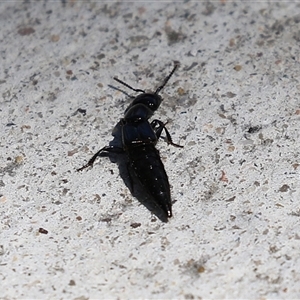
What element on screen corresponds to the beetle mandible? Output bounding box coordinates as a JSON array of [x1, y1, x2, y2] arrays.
[[77, 63, 183, 219]]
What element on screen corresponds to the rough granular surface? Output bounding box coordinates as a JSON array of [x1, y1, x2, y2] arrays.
[[1, 2, 300, 299]]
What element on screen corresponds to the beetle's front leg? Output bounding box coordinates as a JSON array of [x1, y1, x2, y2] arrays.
[[77, 145, 124, 172], [151, 119, 183, 148]]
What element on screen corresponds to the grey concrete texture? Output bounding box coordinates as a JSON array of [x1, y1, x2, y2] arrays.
[[1, 1, 300, 299]]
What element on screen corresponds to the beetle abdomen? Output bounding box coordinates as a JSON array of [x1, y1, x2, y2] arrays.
[[127, 144, 172, 217]]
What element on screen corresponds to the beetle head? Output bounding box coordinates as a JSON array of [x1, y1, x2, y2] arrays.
[[115, 63, 178, 115], [127, 93, 162, 113]]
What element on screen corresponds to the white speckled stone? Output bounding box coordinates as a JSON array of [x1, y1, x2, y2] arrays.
[[1, 1, 300, 299]]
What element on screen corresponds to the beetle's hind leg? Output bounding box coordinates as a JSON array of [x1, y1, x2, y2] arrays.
[[77, 145, 124, 172], [151, 119, 183, 148]]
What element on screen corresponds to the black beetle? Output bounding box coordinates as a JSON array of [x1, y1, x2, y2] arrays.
[[78, 63, 182, 219]]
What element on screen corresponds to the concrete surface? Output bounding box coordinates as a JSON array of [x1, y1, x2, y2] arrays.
[[1, 1, 300, 299]]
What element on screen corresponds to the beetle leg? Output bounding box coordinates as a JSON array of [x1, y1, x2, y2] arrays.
[[77, 145, 123, 171], [151, 119, 183, 148]]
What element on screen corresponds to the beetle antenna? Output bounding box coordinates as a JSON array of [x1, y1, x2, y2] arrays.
[[155, 63, 178, 95], [113, 77, 146, 93]]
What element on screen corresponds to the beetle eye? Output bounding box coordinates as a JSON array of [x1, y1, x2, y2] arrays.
[[149, 101, 158, 110]]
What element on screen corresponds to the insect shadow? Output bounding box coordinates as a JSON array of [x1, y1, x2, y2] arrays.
[[97, 116, 170, 223]]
